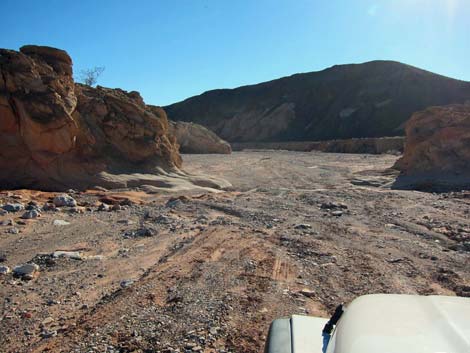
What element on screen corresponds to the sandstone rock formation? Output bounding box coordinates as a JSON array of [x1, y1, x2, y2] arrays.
[[394, 104, 470, 190], [168, 120, 231, 154], [165, 61, 470, 142], [0, 45, 229, 191]]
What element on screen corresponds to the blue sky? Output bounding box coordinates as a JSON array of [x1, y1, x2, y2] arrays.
[[1, 0, 469, 105]]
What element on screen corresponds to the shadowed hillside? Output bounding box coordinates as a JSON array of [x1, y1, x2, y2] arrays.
[[165, 61, 470, 142]]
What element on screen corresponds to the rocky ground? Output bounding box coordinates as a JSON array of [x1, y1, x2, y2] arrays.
[[0, 151, 469, 353]]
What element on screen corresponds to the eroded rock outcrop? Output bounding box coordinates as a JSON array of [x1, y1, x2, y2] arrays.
[[394, 104, 470, 190], [0, 45, 229, 191], [168, 120, 231, 154]]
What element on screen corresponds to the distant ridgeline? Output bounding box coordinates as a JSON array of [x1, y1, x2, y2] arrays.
[[232, 136, 405, 155], [165, 61, 470, 143]]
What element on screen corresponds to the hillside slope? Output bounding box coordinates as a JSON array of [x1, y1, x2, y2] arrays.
[[165, 61, 470, 142]]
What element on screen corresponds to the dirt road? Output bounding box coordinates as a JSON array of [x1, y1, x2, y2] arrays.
[[1, 151, 469, 352]]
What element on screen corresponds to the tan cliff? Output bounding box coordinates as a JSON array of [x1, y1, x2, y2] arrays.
[[0, 45, 228, 191]]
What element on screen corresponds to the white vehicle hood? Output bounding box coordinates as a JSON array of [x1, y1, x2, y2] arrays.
[[332, 294, 470, 353]]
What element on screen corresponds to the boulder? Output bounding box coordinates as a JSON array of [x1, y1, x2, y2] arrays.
[[0, 45, 229, 191], [393, 104, 470, 190], [13, 263, 39, 280], [168, 120, 232, 154], [2, 203, 24, 212], [21, 209, 41, 219], [53, 194, 77, 207]]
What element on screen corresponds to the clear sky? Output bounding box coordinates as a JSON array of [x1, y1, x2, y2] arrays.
[[1, 0, 469, 106]]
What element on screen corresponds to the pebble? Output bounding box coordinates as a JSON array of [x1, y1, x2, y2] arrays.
[[166, 199, 182, 208], [69, 206, 86, 214], [41, 317, 54, 326], [1, 219, 14, 226], [2, 203, 25, 212], [117, 219, 135, 225], [123, 227, 155, 238], [120, 279, 134, 288], [87, 255, 105, 261], [112, 204, 122, 211], [42, 203, 57, 211], [53, 220, 70, 226], [331, 210, 343, 217], [21, 209, 41, 219], [13, 263, 39, 280], [52, 251, 83, 260], [156, 215, 172, 224], [299, 288, 316, 298], [0, 265, 11, 275], [98, 203, 111, 212], [294, 223, 311, 230], [53, 194, 77, 207], [7, 227, 19, 234], [320, 201, 348, 210], [22, 311, 33, 319], [40, 330, 57, 338], [25, 202, 40, 211]]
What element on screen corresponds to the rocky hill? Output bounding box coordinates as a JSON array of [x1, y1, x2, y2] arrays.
[[0, 45, 229, 191], [165, 61, 470, 142]]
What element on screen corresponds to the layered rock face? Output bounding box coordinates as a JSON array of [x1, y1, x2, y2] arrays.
[[0, 45, 227, 191], [394, 104, 470, 189], [165, 61, 470, 142], [168, 120, 232, 154]]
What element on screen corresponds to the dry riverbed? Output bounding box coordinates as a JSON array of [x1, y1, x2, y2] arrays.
[[0, 151, 469, 353]]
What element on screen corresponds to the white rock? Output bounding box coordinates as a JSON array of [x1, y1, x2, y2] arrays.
[[98, 203, 111, 212], [53, 220, 70, 226], [53, 194, 77, 207], [86, 255, 105, 261], [0, 265, 11, 275], [52, 251, 83, 260]]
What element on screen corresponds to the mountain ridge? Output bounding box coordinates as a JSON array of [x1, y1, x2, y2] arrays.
[[175, 60, 469, 100], [164, 60, 470, 142]]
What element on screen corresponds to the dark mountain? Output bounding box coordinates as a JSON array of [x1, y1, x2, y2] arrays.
[[164, 61, 470, 142]]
